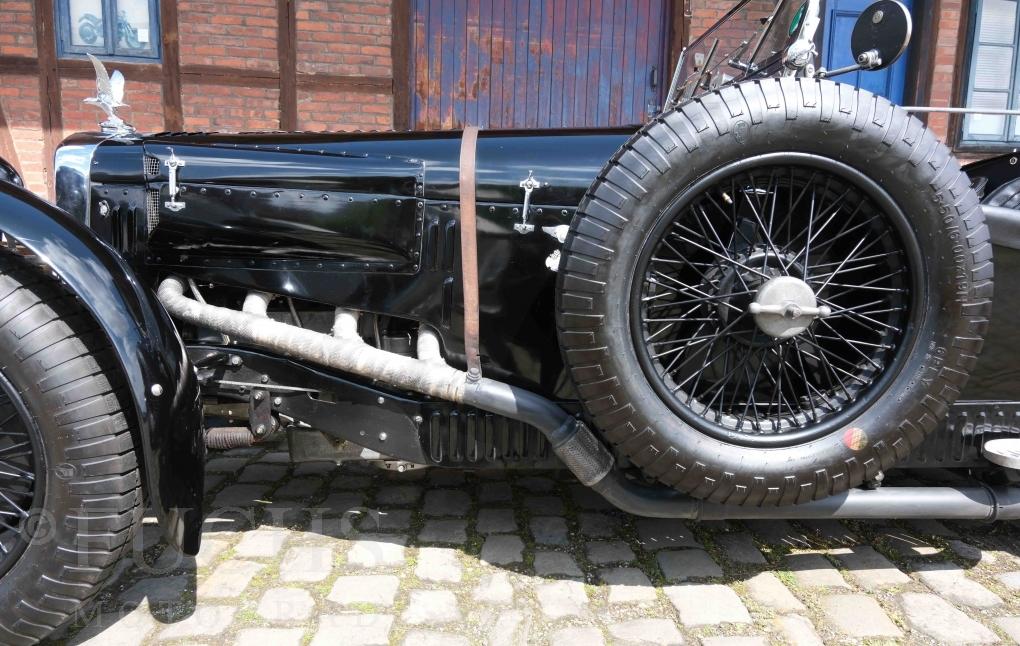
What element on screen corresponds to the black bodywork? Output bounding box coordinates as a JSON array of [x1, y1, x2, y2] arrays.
[[90, 128, 634, 400], [4, 128, 1018, 551], [0, 180, 203, 553]]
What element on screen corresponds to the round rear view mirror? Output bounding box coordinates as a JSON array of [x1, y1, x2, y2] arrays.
[[851, 0, 912, 70]]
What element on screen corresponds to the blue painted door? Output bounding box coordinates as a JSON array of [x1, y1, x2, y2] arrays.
[[822, 0, 913, 103]]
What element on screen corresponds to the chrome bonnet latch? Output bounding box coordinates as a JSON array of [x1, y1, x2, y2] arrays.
[[164, 148, 186, 213], [513, 170, 543, 234]]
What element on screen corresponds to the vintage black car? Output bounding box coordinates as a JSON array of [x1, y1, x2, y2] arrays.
[[0, 0, 1018, 641]]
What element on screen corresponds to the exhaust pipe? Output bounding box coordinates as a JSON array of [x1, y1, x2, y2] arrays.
[[157, 276, 1020, 521]]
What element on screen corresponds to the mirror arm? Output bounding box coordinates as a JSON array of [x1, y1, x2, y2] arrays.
[[817, 48, 882, 79]]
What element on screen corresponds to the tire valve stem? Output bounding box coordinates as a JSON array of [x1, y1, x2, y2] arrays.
[[721, 191, 733, 205]]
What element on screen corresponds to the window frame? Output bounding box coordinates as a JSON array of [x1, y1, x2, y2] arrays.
[[957, 0, 1020, 151], [55, 0, 162, 63]]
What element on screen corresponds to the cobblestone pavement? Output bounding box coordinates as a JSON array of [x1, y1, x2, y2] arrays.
[[53, 446, 1020, 645]]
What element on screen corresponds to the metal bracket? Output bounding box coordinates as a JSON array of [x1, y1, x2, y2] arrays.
[[513, 170, 542, 234], [248, 388, 272, 439], [164, 148, 187, 213]]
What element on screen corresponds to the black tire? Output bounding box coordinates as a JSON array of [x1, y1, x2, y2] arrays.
[[557, 78, 992, 506], [0, 252, 143, 645]]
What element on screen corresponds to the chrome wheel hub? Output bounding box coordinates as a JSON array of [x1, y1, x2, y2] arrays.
[[749, 276, 831, 339]]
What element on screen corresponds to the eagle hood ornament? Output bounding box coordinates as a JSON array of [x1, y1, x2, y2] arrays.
[[84, 53, 134, 135]]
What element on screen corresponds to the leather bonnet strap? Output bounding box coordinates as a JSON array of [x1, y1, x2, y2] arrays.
[[458, 125, 482, 382]]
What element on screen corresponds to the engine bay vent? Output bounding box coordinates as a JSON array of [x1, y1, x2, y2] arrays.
[[146, 189, 160, 232], [144, 155, 160, 176]]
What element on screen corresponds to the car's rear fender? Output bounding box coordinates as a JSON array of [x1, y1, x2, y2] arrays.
[[0, 179, 204, 554]]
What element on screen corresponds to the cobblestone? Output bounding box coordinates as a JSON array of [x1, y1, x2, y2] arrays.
[[744, 571, 805, 612], [415, 547, 462, 582], [608, 618, 684, 645], [156, 606, 236, 639], [68, 450, 1020, 646], [536, 580, 590, 618], [477, 508, 517, 534], [534, 550, 583, 577], [197, 559, 265, 598], [273, 477, 321, 499], [664, 584, 752, 626], [418, 519, 468, 544], [328, 574, 400, 607], [310, 614, 393, 646], [549, 626, 604, 646], [402, 589, 461, 625], [586, 540, 636, 564], [402, 630, 470, 646], [996, 570, 1020, 590], [257, 587, 314, 622], [347, 534, 407, 568], [699, 638, 765, 646], [900, 592, 1000, 643], [423, 489, 471, 516], [280, 546, 332, 582], [234, 628, 304, 646], [472, 571, 514, 605], [775, 614, 824, 646], [578, 512, 618, 538], [480, 534, 524, 565], [233, 528, 289, 558], [530, 516, 569, 545], [478, 481, 512, 503], [916, 562, 1004, 608], [238, 463, 288, 483], [996, 616, 1020, 642], [830, 545, 911, 587], [601, 567, 658, 604], [716, 532, 767, 564], [821, 593, 901, 638], [787, 552, 849, 588], [374, 484, 421, 506], [657, 548, 723, 581], [635, 519, 700, 550]]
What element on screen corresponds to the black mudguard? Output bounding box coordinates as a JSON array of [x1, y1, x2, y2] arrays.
[[0, 181, 204, 554]]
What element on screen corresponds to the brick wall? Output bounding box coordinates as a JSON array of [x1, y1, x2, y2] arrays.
[[296, 0, 391, 77], [0, 1, 41, 190], [0, 74, 44, 191], [688, 0, 776, 49], [298, 89, 392, 131], [180, 0, 280, 71], [295, 0, 393, 131], [0, 0, 35, 58], [183, 84, 282, 131], [0, 0, 395, 195], [926, 0, 965, 144]]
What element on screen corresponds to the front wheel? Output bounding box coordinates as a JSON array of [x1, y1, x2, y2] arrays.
[[557, 78, 992, 506], [0, 252, 143, 644]]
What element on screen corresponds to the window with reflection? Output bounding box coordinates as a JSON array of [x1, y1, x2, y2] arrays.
[[961, 0, 1020, 146], [57, 0, 161, 61]]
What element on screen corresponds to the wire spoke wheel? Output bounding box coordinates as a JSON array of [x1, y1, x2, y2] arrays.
[[0, 373, 39, 579], [631, 157, 920, 447]]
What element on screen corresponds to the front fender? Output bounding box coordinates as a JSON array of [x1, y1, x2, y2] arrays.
[[0, 181, 204, 554]]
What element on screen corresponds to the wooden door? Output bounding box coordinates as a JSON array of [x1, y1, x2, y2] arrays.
[[410, 0, 671, 130]]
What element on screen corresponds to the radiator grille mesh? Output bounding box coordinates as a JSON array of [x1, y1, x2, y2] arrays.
[[146, 189, 160, 232], [144, 156, 160, 176]]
